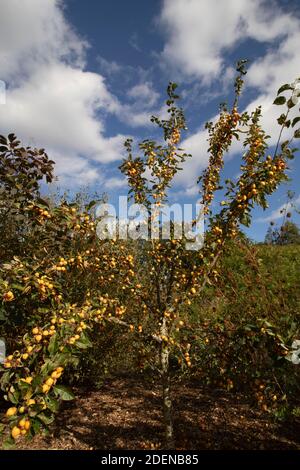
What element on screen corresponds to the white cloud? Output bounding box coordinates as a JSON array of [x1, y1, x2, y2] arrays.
[[52, 151, 101, 188], [114, 81, 162, 128], [103, 177, 127, 190], [128, 82, 159, 107], [257, 195, 300, 223], [2, 63, 124, 161], [0, 0, 128, 185], [159, 0, 299, 82], [0, 0, 86, 83], [174, 127, 209, 187]]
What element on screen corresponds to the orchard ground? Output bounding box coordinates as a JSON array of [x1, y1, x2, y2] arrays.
[[2, 376, 299, 450]]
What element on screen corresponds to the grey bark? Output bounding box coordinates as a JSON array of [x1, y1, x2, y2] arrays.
[[160, 316, 174, 449]]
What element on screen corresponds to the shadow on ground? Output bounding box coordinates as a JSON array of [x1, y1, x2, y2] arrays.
[[8, 377, 300, 450]]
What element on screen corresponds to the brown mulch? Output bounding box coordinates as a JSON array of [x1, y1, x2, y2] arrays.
[[6, 377, 300, 450]]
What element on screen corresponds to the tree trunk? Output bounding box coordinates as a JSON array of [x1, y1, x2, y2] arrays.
[[160, 316, 174, 449]]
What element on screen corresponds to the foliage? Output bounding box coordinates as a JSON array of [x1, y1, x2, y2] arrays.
[[185, 241, 300, 413], [265, 220, 300, 245], [0, 62, 300, 447]]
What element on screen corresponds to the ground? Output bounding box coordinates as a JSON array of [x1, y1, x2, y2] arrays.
[[5, 377, 300, 450]]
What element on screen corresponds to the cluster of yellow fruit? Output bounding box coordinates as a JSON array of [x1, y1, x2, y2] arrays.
[[52, 257, 68, 272], [115, 305, 126, 316], [202, 108, 241, 211], [3, 343, 36, 369], [11, 420, 31, 439], [5, 408, 31, 439], [243, 128, 266, 166], [72, 211, 95, 232], [42, 367, 63, 394], [262, 156, 286, 184], [27, 204, 51, 220], [252, 378, 282, 411], [122, 159, 146, 201], [146, 149, 156, 167], [32, 325, 56, 343], [121, 110, 187, 208], [184, 351, 191, 367], [2, 296, 116, 375], [35, 273, 55, 298], [170, 127, 181, 145]]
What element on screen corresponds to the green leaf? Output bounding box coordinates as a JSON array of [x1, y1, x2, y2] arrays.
[[48, 333, 59, 355], [240, 213, 251, 227], [277, 83, 292, 95], [86, 200, 96, 211], [53, 384, 75, 401], [2, 436, 15, 449], [31, 375, 43, 390], [74, 340, 89, 349], [0, 308, 6, 321], [273, 96, 286, 105], [31, 417, 43, 434], [37, 412, 55, 425], [281, 140, 289, 150], [8, 133, 16, 142], [0, 371, 12, 388], [8, 388, 19, 404], [18, 380, 32, 394], [294, 129, 300, 139], [44, 395, 60, 413], [40, 358, 56, 377], [292, 117, 300, 128], [11, 283, 24, 291], [36, 197, 49, 207]]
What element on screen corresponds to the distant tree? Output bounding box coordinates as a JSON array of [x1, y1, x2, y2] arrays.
[[265, 225, 275, 244], [265, 220, 300, 245], [277, 220, 300, 245], [265, 190, 300, 245]]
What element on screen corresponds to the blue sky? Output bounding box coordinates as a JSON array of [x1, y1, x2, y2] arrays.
[[0, 0, 299, 241]]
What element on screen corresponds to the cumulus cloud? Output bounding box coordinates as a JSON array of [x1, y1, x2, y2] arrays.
[[2, 63, 124, 161], [0, 0, 128, 186], [0, 0, 87, 83], [128, 82, 159, 107], [159, 0, 299, 82]]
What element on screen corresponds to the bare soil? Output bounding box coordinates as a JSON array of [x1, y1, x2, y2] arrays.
[[8, 377, 300, 450]]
